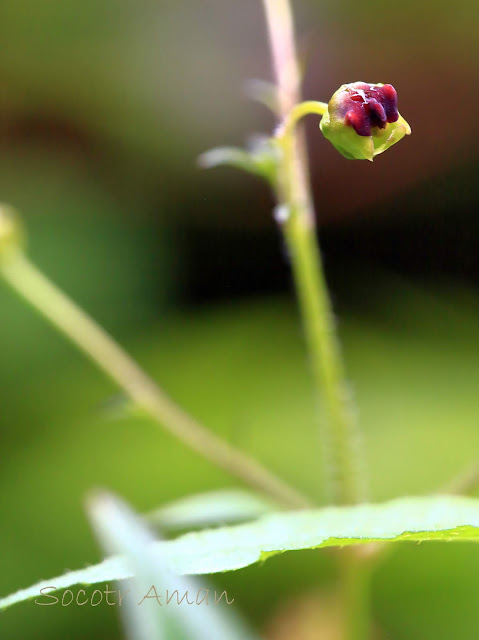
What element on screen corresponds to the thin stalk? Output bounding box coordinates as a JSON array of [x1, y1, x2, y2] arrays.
[[442, 462, 479, 496], [277, 100, 328, 138], [262, 0, 366, 506], [340, 552, 372, 640], [261, 1, 370, 637], [280, 201, 364, 505], [0, 250, 310, 510], [262, 0, 301, 116]]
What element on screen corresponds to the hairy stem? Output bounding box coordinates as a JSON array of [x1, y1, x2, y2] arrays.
[[262, 0, 301, 116], [280, 200, 364, 505], [261, 1, 370, 635], [262, 0, 365, 506], [0, 251, 311, 510]]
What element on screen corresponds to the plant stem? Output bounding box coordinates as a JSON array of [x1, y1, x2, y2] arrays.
[[442, 462, 479, 496], [0, 250, 311, 510], [262, 0, 301, 117], [262, 0, 365, 506], [277, 100, 328, 138], [261, 1, 370, 634], [281, 202, 364, 505], [340, 552, 372, 640]]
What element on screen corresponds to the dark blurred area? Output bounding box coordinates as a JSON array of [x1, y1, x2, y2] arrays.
[[2, 0, 479, 638]]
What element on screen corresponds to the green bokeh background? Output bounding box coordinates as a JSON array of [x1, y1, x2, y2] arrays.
[[1, 0, 479, 637]]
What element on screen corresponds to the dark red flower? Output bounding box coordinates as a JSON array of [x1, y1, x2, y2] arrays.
[[340, 83, 399, 137], [320, 82, 411, 161]]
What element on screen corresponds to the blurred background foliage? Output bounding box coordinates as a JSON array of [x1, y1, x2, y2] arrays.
[[1, 0, 479, 637]]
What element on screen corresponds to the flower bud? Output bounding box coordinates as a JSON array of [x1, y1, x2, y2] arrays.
[[0, 204, 25, 261], [320, 82, 411, 161]]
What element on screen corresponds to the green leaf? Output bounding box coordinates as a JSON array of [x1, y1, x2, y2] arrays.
[[198, 137, 280, 187], [243, 79, 279, 113], [3, 495, 479, 611], [89, 491, 168, 640], [198, 147, 257, 173], [88, 492, 259, 640], [148, 489, 278, 531]]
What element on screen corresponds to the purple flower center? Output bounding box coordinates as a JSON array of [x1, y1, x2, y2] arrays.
[[341, 83, 399, 137]]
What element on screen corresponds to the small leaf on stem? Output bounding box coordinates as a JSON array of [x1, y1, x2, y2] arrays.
[[198, 137, 280, 187]]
